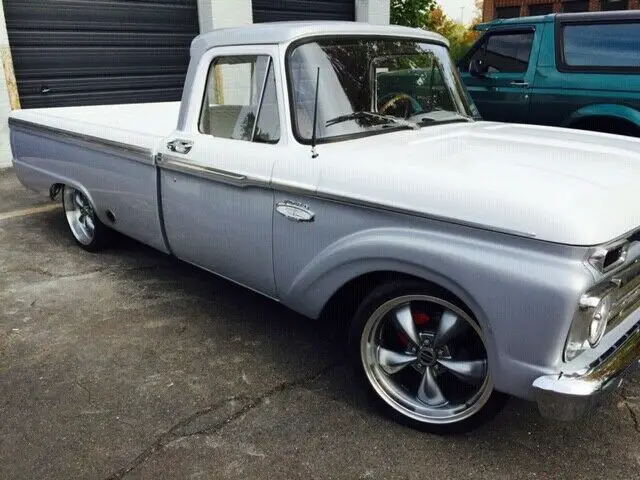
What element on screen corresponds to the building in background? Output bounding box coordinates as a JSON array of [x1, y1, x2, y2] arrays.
[[0, 0, 390, 167], [483, 0, 639, 21]]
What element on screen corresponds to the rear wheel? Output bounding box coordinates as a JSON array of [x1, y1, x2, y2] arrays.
[[62, 186, 111, 251], [349, 282, 506, 434]]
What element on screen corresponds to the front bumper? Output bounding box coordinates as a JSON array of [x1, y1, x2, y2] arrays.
[[533, 321, 640, 421]]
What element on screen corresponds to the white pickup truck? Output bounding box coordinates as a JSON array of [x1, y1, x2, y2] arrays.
[[9, 22, 640, 433]]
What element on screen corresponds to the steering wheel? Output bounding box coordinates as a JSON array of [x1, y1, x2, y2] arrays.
[[378, 93, 423, 119]]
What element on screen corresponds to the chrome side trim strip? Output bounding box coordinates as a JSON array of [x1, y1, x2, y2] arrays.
[[270, 180, 538, 239], [8, 117, 153, 164], [157, 154, 269, 189]]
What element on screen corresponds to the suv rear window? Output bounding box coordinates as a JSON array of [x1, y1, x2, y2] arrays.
[[562, 22, 640, 69]]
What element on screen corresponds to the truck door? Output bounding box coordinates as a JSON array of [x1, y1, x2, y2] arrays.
[[459, 27, 539, 123], [157, 45, 283, 297]]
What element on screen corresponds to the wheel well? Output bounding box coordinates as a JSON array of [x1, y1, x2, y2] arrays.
[[318, 271, 473, 328], [570, 116, 640, 137], [49, 183, 64, 200]]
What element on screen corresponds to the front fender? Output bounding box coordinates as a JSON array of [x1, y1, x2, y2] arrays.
[[563, 104, 640, 129], [282, 227, 594, 398]]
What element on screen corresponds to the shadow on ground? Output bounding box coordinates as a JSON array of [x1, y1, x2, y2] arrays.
[[1, 175, 639, 480]]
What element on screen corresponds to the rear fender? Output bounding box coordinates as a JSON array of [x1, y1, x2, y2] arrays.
[[13, 158, 97, 216]]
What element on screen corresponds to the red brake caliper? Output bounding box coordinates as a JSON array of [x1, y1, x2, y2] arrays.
[[397, 309, 431, 346]]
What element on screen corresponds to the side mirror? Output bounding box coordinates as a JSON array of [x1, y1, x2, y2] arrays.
[[469, 59, 488, 78]]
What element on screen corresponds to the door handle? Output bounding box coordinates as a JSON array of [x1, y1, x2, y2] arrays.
[[167, 139, 193, 154], [510, 81, 529, 88]]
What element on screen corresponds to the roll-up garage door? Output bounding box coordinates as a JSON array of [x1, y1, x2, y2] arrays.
[[253, 0, 355, 23], [2, 0, 199, 109]]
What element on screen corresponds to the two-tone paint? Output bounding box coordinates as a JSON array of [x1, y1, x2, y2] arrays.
[[8, 22, 640, 418]]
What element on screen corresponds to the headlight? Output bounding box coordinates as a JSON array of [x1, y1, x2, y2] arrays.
[[564, 285, 617, 362]]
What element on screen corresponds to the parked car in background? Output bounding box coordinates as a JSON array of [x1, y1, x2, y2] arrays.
[[458, 11, 640, 137]]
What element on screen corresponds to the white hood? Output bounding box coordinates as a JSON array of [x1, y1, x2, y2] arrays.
[[319, 122, 640, 245]]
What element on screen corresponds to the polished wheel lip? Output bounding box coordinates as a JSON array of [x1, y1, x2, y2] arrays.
[[360, 294, 493, 425], [63, 187, 95, 246]]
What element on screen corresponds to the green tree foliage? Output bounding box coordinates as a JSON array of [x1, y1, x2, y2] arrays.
[[391, 0, 483, 61], [390, 0, 436, 28]]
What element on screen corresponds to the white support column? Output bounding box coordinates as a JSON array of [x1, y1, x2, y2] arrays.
[[197, 0, 253, 33], [355, 0, 390, 25], [0, 1, 18, 168]]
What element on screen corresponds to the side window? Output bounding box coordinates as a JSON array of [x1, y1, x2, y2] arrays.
[[467, 31, 534, 74], [199, 55, 280, 143], [562, 22, 640, 69]]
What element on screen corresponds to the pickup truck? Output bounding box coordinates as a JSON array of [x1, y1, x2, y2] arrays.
[[9, 21, 640, 433], [459, 11, 640, 137]]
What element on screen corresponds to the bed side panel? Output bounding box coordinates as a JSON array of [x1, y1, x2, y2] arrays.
[[10, 123, 168, 253]]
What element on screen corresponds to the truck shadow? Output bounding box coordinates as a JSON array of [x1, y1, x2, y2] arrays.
[[31, 212, 640, 461]]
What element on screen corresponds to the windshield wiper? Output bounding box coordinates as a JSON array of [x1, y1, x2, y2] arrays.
[[325, 111, 418, 130], [413, 111, 473, 127]]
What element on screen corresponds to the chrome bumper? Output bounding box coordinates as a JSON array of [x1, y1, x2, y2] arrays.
[[533, 323, 640, 421]]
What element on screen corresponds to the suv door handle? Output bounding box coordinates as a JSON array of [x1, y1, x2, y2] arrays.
[[167, 139, 193, 154], [510, 81, 530, 88]]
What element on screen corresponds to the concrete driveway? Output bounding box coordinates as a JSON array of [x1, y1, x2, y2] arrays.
[[1, 168, 639, 479]]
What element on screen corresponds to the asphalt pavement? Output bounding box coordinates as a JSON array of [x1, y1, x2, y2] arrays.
[[1, 168, 639, 479]]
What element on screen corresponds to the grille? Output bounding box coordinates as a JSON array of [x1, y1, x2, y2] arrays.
[[606, 258, 640, 333], [589, 318, 640, 370]]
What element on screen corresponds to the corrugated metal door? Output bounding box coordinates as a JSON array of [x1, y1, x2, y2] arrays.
[[3, 0, 199, 108], [253, 0, 355, 23]]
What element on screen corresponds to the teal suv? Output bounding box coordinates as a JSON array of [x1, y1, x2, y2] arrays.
[[458, 11, 640, 137]]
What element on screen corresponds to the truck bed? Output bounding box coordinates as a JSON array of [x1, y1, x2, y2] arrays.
[[10, 102, 180, 153], [9, 102, 182, 254]]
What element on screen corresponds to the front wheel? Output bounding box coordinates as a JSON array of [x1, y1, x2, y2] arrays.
[[62, 186, 111, 252], [349, 282, 506, 434]]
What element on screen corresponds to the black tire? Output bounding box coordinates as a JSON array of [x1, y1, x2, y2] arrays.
[[349, 280, 507, 434], [574, 117, 640, 138], [61, 185, 112, 252]]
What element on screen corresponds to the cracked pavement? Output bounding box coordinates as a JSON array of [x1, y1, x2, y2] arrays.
[[1, 168, 639, 479]]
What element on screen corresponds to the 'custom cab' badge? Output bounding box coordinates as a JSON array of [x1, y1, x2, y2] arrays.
[[275, 201, 315, 222]]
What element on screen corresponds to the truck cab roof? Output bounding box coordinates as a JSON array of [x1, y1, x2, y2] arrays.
[[190, 21, 448, 58]]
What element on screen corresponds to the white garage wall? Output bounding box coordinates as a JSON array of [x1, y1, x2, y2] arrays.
[[356, 0, 391, 24], [0, 2, 15, 169], [197, 0, 253, 32], [197, 0, 390, 33]]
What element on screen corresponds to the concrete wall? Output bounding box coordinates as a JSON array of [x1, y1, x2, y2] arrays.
[[356, 0, 391, 24], [197, 0, 253, 32], [0, 2, 16, 168]]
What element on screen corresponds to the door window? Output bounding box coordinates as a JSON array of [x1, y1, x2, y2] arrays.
[[495, 7, 521, 19], [602, 0, 629, 10], [529, 4, 553, 15], [467, 31, 534, 74], [199, 55, 280, 143], [562, 22, 640, 69], [562, 0, 589, 12]]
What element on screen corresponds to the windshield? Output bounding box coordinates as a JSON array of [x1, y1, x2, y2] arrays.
[[287, 37, 475, 143]]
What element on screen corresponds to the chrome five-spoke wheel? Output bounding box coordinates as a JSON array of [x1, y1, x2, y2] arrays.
[[63, 187, 95, 245], [62, 186, 110, 251], [351, 284, 503, 432]]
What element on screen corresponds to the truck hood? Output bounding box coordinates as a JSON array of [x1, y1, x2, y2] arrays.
[[319, 121, 640, 245]]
